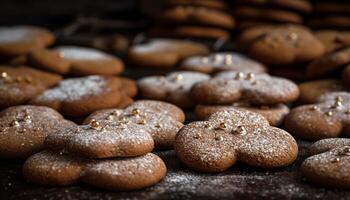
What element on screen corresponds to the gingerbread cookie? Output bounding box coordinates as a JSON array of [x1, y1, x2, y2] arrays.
[[315, 30, 350, 53], [195, 103, 289, 126], [285, 92, 350, 140], [233, 6, 303, 24], [138, 71, 210, 108], [301, 138, 350, 189], [306, 47, 350, 78], [28, 46, 124, 75], [238, 25, 325, 65], [191, 71, 299, 105], [175, 109, 298, 172], [180, 52, 267, 74], [0, 26, 54, 58], [23, 151, 166, 191], [298, 79, 346, 104], [0, 66, 62, 109], [128, 39, 209, 68], [83, 100, 185, 149], [0, 105, 75, 158], [30, 76, 123, 117], [235, 0, 312, 13], [162, 6, 235, 29]]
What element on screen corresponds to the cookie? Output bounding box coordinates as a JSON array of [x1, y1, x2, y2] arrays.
[[0, 105, 75, 158], [342, 64, 350, 89], [315, 30, 350, 53], [191, 71, 299, 105], [233, 6, 303, 24], [30, 76, 123, 117], [138, 71, 210, 108], [149, 25, 230, 40], [180, 52, 267, 74], [235, 0, 312, 13], [285, 92, 350, 140], [195, 103, 289, 126], [83, 100, 185, 149], [0, 26, 54, 58], [174, 109, 298, 172], [0, 66, 62, 109], [301, 138, 350, 189], [306, 47, 350, 78], [128, 39, 209, 69], [238, 25, 325, 65], [165, 0, 228, 10], [45, 120, 154, 158], [23, 151, 166, 191], [298, 79, 346, 104], [161, 6, 235, 29], [28, 46, 124, 75]]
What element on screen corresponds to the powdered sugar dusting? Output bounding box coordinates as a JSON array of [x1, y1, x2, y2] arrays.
[[55, 46, 112, 60]]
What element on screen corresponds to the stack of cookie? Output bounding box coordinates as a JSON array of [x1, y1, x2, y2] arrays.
[[17, 100, 187, 191], [232, 0, 312, 31], [149, 0, 235, 40], [308, 0, 350, 30]]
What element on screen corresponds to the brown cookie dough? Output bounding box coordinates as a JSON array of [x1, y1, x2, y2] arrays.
[[175, 109, 298, 172], [138, 71, 210, 108], [0, 26, 54, 58], [30, 76, 123, 117], [301, 138, 350, 189], [285, 92, 350, 140], [180, 52, 267, 74], [128, 39, 209, 69], [28, 46, 124, 75], [23, 151, 166, 191], [191, 71, 299, 105], [195, 103, 290, 126], [238, 25, 325, 65], [0, 105, 75, 158]]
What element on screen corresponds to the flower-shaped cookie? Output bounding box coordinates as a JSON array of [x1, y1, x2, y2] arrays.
[[138, 71, 210, 108], [23, 151, 166, 191], [45, 100, 184, 157], [191, 71, 299, 105], [174, 109, 298, 172], [0, 105, 75, 158], [301, 138, 350, 189], [285, 92, 350, 140]]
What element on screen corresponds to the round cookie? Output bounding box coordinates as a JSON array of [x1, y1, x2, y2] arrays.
[[285, 92, 350, 140], [0, 66, 62, 109], [138, 71, 210, 108], [174, 109, 298, 172], [238, 25, 325, 66], [180, 52, 267, 74], [301, 139, 350, 189], [298, 79, 346, 104], [0, 26, 54, 57], [23, 151, 167, 191], [235, 0, 312, 13], [30, 76, 123, 117], [0, 105, 75, 158], [306, 47, 350, 78], [233, 6, 303, 24], [162, 6, 235, 29], [83, 100, 185, 149], [28, 46, 124, 75], [191, 71, 299, 105], [128, 39, 209, 69], [195, 103, 290, 126], [315, 30, 350, 53]]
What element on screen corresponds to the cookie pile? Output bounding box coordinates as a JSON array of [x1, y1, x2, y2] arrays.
[[232, 0, 312, 30], [308, 1, 350, 30], [22, 100, 187, 190], [149, 0, 235, 39]]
